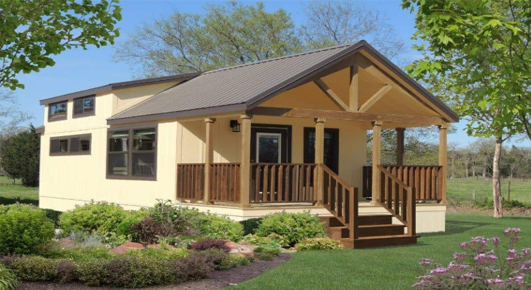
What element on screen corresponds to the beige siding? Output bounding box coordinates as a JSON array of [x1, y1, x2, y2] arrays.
[[40, 83, 180, 211]]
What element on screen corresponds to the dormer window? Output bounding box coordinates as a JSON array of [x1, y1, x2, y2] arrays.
[[73, 95, 95, 117], [48, 101, 67, 121]]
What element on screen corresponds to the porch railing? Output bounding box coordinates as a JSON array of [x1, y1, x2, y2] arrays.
[[363, 165, 443, 201], [251, 163, 317, 203], [209, 163, 241, 203], [377, 165, 416, 236], [176, 163, 205, 201]]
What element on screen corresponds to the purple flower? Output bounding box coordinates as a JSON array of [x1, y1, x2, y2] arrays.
[[459, 242, 469, 250], [491, 237, 500, 247], [474, 252, 497, 265], [504, 228, 521, 237], [419, 258, 433, 266], [523, 248, 530, 256], [453, 252, 466, 261]]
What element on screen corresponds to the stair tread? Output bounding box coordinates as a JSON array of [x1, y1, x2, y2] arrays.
[[346, 235, 419, 241], [359, 214, 393, 217], [358, 224, 405, 228]]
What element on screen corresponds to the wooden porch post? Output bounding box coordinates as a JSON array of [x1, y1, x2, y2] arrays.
[[396, 128, 405, 166], [315, 118, 326, 205], [203, 118, 215, 204], [371, 121, 383, 205], [240, 113, 252, 208], [439, 123, 448, 205]]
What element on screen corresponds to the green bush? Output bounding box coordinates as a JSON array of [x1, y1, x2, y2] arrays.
[[193, 212, 244, 241], [240, 218, 262, 235], [472, 197, 531, 209], [294, 237, 343, 251], [59, 201, 130, 234], [11, 256, 58, 281], [116, 208, 149, 236], [43, 209, 62, 227], [107, 255, 175, 288], [77, 258, 110, 286], [256, 212, 327, 247], [254, 245, 281, 260], [0, 264, 19, 290], [0, 204, 55, 254]]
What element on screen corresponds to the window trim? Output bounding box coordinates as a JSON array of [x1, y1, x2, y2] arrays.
[[72, 95, 96, 118], [50, 134, 92, 156], [106, 124, 158, 181], [48, 101, 68, 122]]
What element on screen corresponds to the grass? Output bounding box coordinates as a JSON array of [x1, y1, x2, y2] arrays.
[[448, 177, 531, 204], [0, 176, 38, 206], [228, 213, 531, 290]]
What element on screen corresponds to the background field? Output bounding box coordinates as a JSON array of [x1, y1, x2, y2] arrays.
[[447, 177, 531, 204], [0, 176, 38, 205]]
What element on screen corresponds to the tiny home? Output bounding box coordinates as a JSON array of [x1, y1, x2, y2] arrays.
[[38, 41, 458, 248]]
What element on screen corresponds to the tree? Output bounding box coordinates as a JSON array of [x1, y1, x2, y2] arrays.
[[402, 0, 531, 218], [0, 91, 31, 136], [0, 125, 40, 187], [115, 2, 301, 76], [0, 0, 122, 90], [300, 0, 405, 60]]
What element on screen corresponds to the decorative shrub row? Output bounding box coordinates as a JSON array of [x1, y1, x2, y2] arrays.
[[0, 204, 55, 255], [294, 238, 343, 251], [255, 211, 327, 247], [3, 250, 248, 288]]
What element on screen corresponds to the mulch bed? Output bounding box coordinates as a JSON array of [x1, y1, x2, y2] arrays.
[[19, 253, 291, 290]]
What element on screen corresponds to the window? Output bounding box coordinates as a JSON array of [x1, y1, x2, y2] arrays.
[[48, 102, 67, 121], [73, 95, 95, 117], [50, 134, 91, 155], [107, 126, 157, 180]]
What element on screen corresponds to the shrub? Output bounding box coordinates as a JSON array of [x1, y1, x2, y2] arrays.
[[188, 210, 244, 241], [107, 255, 174, 288], [294, 238, 343, 251], [240, 218, 262, 235], [473, 197, 531, 209], [131, 216, 176, 245], [256, 212, 326, 247], [116, 208, 150, 236], [59, 201, 129, 234], [190, 238, 230, 252], [11, 256, 58, 281], [56, 259, 77, 283], [0, 264, 19, 290], [254, 245, 281, 257], [0, 204, 55, 254], [413, 228, 531, 289], [169, 252, 216, 282], [196, 249, 249, 270], [77, 258, 110, 286], [43, 246, 114, 262]]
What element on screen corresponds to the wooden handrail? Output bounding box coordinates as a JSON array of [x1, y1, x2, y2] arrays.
[[320, 164, 359, 240], [376, 166, 416, 236]]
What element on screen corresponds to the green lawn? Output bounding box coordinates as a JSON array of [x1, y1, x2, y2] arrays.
[[228, 213, 531, 290], [448, 178, 531, 204], [0, 176, 38, 205]]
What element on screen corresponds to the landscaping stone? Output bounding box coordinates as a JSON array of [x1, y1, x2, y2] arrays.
[[147, 244, 175, 249], [58, 239, 75, 249], [110, 246, 128, 254], [238, 244, 257, 257], [120, 242, 144, 249]]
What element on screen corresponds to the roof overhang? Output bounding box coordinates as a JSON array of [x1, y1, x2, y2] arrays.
[[39, 72, 201, 106]]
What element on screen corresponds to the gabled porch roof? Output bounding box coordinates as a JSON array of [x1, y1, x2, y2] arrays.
[[107, 41, 459, 125]]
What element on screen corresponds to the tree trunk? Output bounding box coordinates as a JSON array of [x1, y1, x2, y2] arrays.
[[465, 160, 469, 178], [483, 156, 487, 178], [472, 165, 476, 177], [492, 138, 503, 218]]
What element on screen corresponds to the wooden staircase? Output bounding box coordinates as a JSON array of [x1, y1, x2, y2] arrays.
[[320, 165, 418, 249]]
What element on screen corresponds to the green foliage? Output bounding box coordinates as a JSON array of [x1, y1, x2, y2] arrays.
[[0, 204, 55, 255], [240, 218, 262, 235], [254, 245, 281, 256], [44, 246, 114, 262], [294, 238, 343, 251], [196, 249, 250, 270], [473, 197, 531, 210], [106, 255, 175, 288], [193, 212, 244, 241], [242, 233, 284, 249], [77, 259, 110, 286], [169, 252, 216, 282], [43, 208, 62, 227], [115, 208, 149, 236], [59, 201, 130, 235], [0, 125, 40, 187], [11, 256, 58, 281], [115, 1, 301, 76], [256, 212, 327, 247], [0, 0, 121, 90], [0, 264, 19, 290]]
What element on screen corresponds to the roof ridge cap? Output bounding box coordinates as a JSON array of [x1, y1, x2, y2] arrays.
[[203, 42, 357, 75]]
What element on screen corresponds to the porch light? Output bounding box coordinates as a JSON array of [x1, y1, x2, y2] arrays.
[[230, 120, 241, 132]]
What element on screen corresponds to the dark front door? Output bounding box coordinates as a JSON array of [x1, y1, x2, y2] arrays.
[[304, 128, 339, 173], [251, 124, 291, 163]]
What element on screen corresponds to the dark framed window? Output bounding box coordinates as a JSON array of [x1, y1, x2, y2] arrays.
[[73, 95, 95, 117], [304, 128, 339, 173], [48, 101, 67, 121], [107, 126, 157, 180], [50, 134, 91, 156]]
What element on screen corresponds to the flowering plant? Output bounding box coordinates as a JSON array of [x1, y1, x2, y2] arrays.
[[414, 228, 531, 289]]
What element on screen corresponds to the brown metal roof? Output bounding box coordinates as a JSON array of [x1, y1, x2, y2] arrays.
[[105, 41, 458, 124], [39, 72, 201, 105]]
